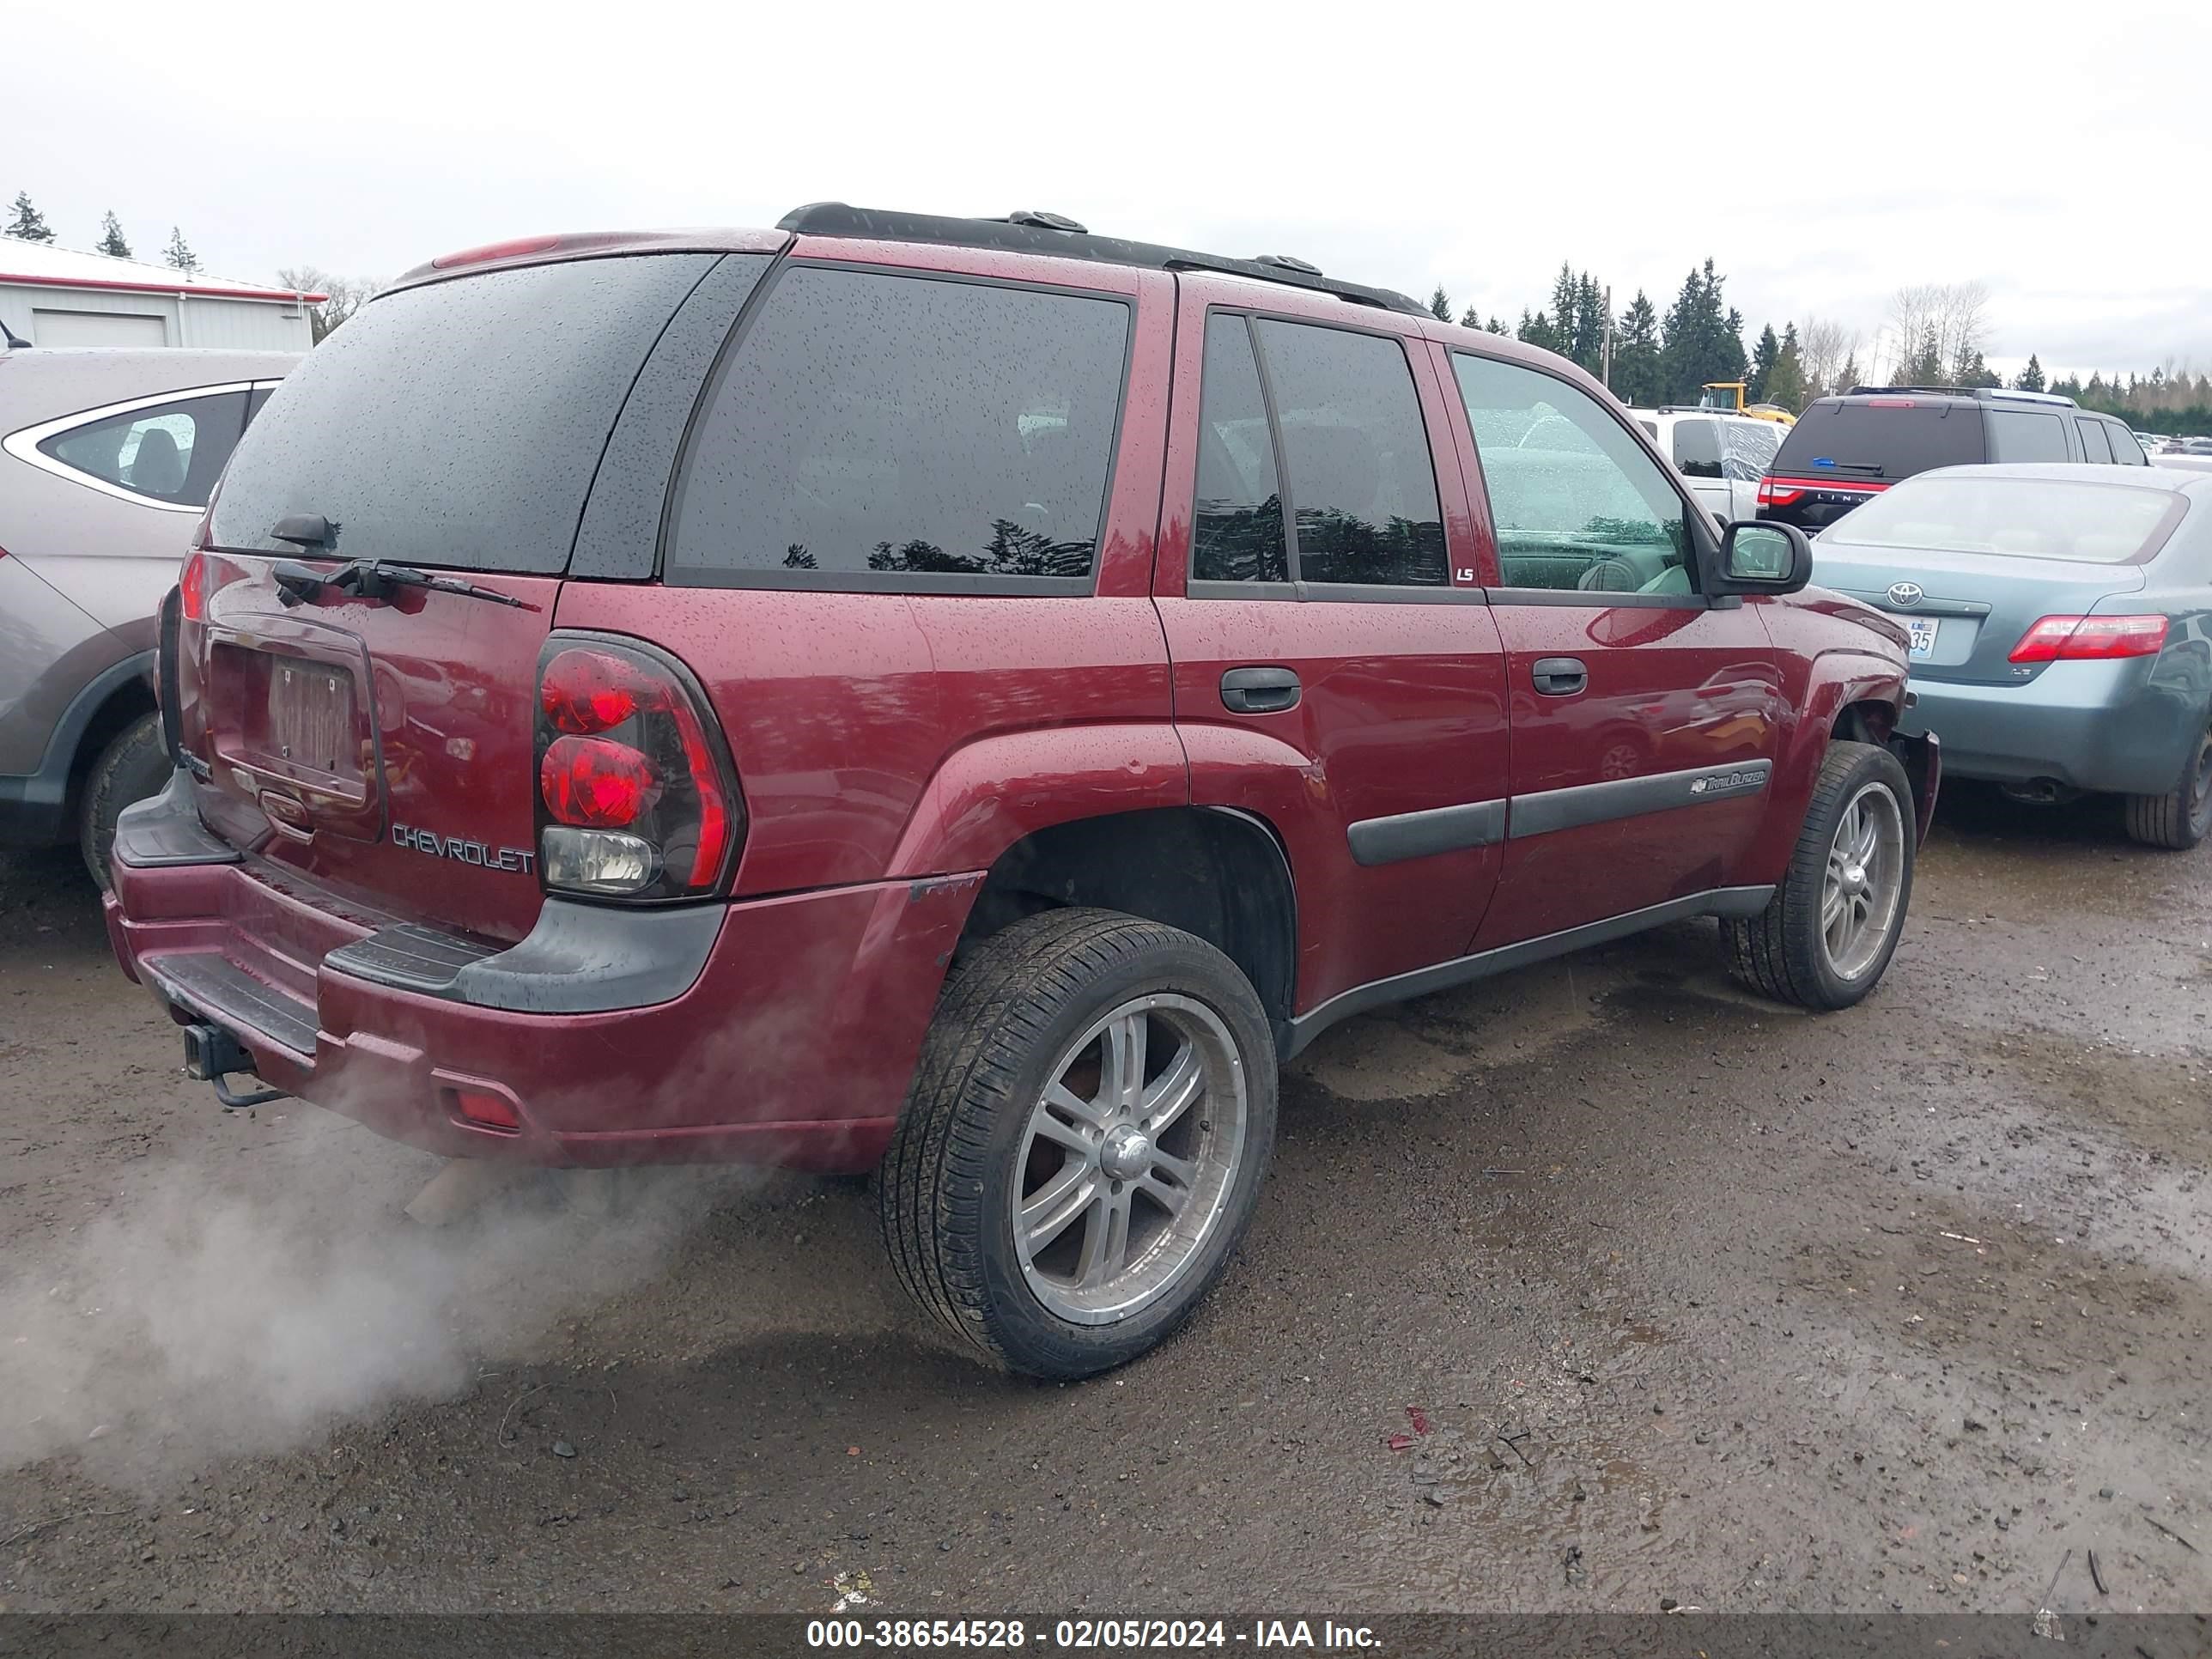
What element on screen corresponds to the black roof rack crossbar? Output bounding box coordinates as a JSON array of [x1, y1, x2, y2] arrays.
[[775, 203, 1429, 316]]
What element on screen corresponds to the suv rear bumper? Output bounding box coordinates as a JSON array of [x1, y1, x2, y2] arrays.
[[106, 779, 979, 1171]]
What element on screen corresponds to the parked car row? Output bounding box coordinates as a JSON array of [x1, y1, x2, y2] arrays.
[[10, 202, 2203, 1380], [94, 204, 1936, 1379]]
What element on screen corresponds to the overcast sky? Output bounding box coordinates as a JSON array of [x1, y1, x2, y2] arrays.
[[9, 1, 2207, 380]]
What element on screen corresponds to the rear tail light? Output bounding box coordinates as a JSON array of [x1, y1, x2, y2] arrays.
[[179, 550, 209, 622], [2008, 614, 2169, 664], [533, 635, 742, 900], [1756, 479, 1803, 507]]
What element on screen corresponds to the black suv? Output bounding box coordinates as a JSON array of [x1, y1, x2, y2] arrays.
[[1757, 386, 2149, 532]]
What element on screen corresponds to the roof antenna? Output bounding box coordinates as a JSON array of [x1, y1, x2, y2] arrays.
[[1, 318, 29, 349]]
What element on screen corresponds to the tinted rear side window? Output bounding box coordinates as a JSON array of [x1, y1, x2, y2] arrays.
[[2075, 418, 2112, 463], [2108, 424, 2147, 464], [669, 266, 1131, 590], [1250, 319, 1445, 586], [210, 253, 723, 572], [1986, 409, 2071, 463], [1191, 315, 1288, 584], [1671, 418, 1723, 479], [1773, 401, 1983, 481]]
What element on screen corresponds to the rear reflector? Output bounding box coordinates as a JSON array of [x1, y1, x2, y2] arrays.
[[431, 234, 562, 270], [447, 1087, 520, 1132], [2008, 614, 2169, 663]]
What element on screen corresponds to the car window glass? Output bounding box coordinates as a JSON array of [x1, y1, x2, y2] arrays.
[[1723, 419, 1780, 482], [1986, 409, 2071, 463], [2107, 424, 2145, 464], [1672, 419, 1723, 479], [1249, 319, 1445, 587], [1823, 477, 2181, 563], [214, 253, 730, 572], [1452, 353, 1692, 594], [2075, 419, 2112, 463], [39, 391, 248, 507], [1191, 315, 1288, 584], [670, 266, 1130, 586], [1772, 402, 1982, 479]]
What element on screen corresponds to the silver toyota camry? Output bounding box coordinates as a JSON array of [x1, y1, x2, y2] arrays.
[[1811, 462, 2212, 848]]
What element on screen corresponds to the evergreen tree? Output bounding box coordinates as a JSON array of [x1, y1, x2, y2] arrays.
[[162, 226, 198, 273], [1837, 351, 1863, 395], [96, 210, 131, 259], [7, 191, 55, 242], [1748, 325, 1781, 403], [1428, 285, 1452, 324], [1518, 308, 1565, 355], [1658, 259, 1747, 404], [1765, 323, 1808, 411], [1486, 316, 1509, 336], [1568, 271, 1607, 375], [1459, 304, 1481, 329], [1611, 289, 1664, 407], [2014, 353, 2045, 393]]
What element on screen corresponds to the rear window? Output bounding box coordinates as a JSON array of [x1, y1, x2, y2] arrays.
[[667, 266, 1131, 591], [1821, 476, 2184, 563], [1773, 400, 1983, 482], [209, 253, 724, 572]]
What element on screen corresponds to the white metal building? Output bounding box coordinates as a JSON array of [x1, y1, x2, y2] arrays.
[[0, 236, 321, 350]]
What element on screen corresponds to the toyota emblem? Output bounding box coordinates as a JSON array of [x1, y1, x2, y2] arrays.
[[1887, 581, 1925, 608]]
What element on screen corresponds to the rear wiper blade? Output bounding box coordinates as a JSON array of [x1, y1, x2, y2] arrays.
[[271, 557, 531, 610]]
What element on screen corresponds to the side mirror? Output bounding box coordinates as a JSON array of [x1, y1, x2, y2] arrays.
[[1711, 520, 1813, 595]]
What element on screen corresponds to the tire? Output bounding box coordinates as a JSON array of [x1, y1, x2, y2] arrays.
[[1725, 740, 1915, 1011], [78, 712, 170, 892], [2123, 722, 2212, 850], [879, 908, 1278, 1379]]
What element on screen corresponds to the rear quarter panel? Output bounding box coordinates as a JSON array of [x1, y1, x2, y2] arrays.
[[1741, 590, 1911, 886]]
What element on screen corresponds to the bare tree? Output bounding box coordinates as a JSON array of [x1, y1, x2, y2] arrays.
[[276, 266, 383, 344], [1879, 281, 1989, 385], [1797, 316, 1863, 399]]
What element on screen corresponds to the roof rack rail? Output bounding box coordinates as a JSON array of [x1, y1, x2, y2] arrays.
[[775, 203, 1430, 317], [1845, 383, 2078, 408]]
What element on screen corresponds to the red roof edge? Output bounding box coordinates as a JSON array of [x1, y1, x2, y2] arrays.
[[0, 271, 328, 304]]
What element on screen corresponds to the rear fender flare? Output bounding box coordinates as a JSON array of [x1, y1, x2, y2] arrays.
[[884, 722, 1189, 879]]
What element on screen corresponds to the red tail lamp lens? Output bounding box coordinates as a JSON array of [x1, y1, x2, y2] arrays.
[[541, 647, 660, 734], [540, 735, 658, 828], [179, 551, 208, 622], [2008, 614, 2169, 664]]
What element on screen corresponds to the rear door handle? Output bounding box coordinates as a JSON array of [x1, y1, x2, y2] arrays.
[[1220, 665, 1301, 714], [1531, 657, 1587, 696]]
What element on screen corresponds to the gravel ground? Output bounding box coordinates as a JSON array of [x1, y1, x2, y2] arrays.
[[0, 785, 2205, 1618]]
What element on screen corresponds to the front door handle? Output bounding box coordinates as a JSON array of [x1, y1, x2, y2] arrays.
[[1531, 656, 1587, 696], [1221, 665, 1301, 714]]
